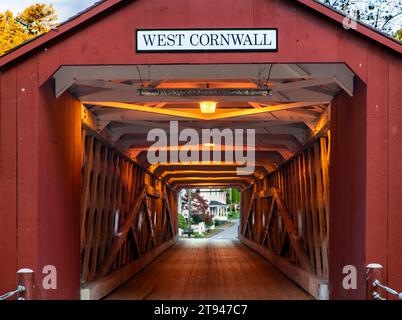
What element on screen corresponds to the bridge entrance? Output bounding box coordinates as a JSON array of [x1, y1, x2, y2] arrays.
[[58, 63, 356, 300], [2, 0, 399, 302]]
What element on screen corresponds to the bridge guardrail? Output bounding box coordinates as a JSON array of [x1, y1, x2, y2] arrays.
[[367, 264, 402, 300], [0, 269, 35, 300]]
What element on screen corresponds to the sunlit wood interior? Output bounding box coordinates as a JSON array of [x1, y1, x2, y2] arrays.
[[55, 63, 352, 191]]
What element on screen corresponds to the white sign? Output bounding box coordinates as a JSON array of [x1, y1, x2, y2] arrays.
[[136, 29, 278, 52]]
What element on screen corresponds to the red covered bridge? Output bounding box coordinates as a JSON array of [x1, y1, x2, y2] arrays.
[[0, 0, 401, 300]]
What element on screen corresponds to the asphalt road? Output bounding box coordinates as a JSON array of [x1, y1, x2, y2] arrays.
[[210, 220, 239, 240]]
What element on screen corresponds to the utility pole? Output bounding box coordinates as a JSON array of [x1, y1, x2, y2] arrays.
[[229, 188, 233, 213], [187, 189, 192, 227]]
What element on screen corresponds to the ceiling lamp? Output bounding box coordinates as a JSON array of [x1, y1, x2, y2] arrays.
[[199, 101, 217, 114], [203, 142, 216, 147]]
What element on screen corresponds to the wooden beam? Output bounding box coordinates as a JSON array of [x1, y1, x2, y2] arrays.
[[161, 169, 255, 177], [271, 78, 335, 92], [242, 198, 255, 236], [307, 105, 331, 139], [76, 79, 138, 91], [83, 101, 329, 122], [144, 198, 157, 247], [261, 198, 276, 245], [173, 182, 247, 190], [145, 184, 160, 198], [242, 187, 314, 273], [81, 104, 98, 131], [253, 189, 275, 199], [273, 189, 314, 273], [169, 176, 252, 184], [163, 171, 257, 182], [96, 188, 147, 278], [83, 101, 206, 120], [248, 102, 262, 108], [283, 64, 311, 78], [207, 102, 329, 120], [162, 192, 176, 239]]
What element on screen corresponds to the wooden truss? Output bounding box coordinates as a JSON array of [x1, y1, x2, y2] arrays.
[[96, 185, 175, 278], [242, 187, 314, 273]]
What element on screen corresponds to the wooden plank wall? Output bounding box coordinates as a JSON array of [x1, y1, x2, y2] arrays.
[[80, 127, 177, 284], [242, 131, 330, 280]]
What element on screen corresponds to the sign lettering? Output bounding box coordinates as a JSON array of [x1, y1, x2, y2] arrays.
[[136, 29, 278, 52]]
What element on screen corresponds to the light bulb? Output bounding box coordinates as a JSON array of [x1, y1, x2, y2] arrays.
[[199, 101, 217, 114]]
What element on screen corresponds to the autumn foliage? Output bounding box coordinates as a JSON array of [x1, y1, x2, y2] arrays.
[[181, 190, 214, 226], [0, 4, 57, 56]]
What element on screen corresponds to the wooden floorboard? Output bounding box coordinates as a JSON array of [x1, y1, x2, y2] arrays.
[[104, 239, 312, 300]]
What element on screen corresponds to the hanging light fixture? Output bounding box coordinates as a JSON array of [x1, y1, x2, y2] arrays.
[[203, 143, 216, 147], [199, 101, 217, 114]]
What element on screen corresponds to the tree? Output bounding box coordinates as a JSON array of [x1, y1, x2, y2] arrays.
[[191, 213, 213, 226], [182, 190, 209, 216], [317, 0, 402, 39], [231, 188, 240, 204], [182, 190, 212, 227], [178, 214, 187, 229], [394, 28, 402, 40], [0, 4, 57, 56], [226, 188, 240, 212], [201, 213, 214, 227]]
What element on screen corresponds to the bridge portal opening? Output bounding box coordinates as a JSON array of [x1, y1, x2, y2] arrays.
[[55, 63, 357, 300], [178, 188, 240, 240]]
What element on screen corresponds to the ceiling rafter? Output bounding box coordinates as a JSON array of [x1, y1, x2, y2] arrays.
[[161, 170, 258, 179], [83, 101, 329, 121]]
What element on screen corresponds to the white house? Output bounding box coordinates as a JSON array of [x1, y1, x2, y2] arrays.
[[179, 189, 229, 222], [198, 189, 229, 221]]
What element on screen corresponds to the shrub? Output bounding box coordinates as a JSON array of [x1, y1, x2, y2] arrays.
[[178, 214, 187, 229], [192, 233, 204, 238]]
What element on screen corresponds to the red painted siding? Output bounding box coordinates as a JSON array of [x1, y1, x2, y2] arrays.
[[37, 84, 82, 299], [387, 56, 402, 299], [330, 79, 367, 299], [0, 70, 18, 296], [16, 58, 39, 273]]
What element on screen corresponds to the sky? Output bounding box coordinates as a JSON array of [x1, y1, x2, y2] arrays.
[[0, 0, 98, 22], [0, 0, 400, 34]]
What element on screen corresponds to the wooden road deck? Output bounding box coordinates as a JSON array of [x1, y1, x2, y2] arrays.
[[105, 240, 312, 300]]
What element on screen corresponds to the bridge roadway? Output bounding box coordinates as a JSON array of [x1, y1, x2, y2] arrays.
[[105, 240, 312, 300]]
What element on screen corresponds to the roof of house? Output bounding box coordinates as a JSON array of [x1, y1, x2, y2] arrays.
[[209, 200, 226, 206], [0, 0, 400, 69]]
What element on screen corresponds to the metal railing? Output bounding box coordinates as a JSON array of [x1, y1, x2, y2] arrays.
[[367, 264, 402, 300], [0, 286, 26, 300], [0, 269, 35, 300], [372, 280, 402, 300]]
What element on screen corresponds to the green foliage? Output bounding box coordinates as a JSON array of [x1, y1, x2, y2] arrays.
[[226, 188, 240, 212], [231, 188, 240, 204], [394, 29, 402, 41], [178, 214, 187, 229], [191, 214, 203, 224], [0, 4, 57, 56], [228, 211, 240, 219], [192, 233, 204, 238], [191, 213, 213, 226], [214, 220, 225, 227]]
